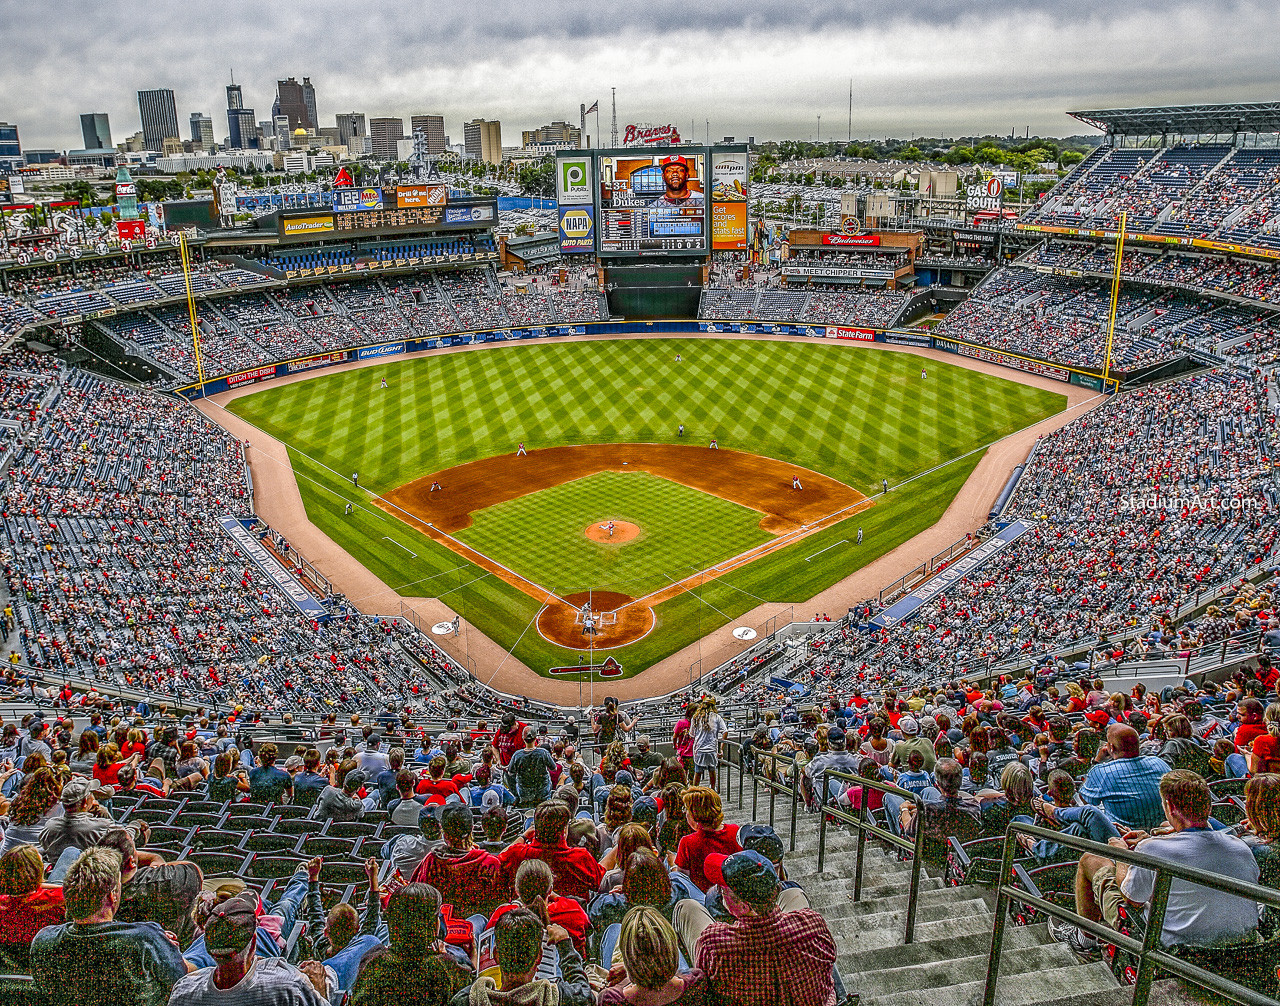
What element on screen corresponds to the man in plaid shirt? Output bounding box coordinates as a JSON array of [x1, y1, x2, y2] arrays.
[[675, 851, 837, 1006]]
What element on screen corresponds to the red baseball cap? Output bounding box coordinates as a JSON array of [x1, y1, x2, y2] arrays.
[[661, 155, 689, 169]]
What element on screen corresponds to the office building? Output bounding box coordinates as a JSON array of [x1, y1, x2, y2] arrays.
[[227, 107, 257, 150], [521, 120, 580, 148], [336, 112, 366, 151], [274, 115, 292, 149], [226, 82, 243, 110], [137, 88, 180, 152], [190, 113, 214, 149], [80, 112, 111, 150], [275, 77, 317, 130], [368, 117, 404, 161], [410, 114, 447, 155], [0, 122, 20, 170], [464, 118, 502, 163]]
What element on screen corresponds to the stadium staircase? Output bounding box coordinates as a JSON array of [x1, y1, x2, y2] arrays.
[[764, 799, 1196, 1005]]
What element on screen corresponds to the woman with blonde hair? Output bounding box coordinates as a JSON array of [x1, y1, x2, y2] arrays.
[[599, 905, 706, 1004], [1249, 704, 1280, 775]]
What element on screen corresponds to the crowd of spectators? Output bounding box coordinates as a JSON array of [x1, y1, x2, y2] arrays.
[[698, 283, 909, 328]]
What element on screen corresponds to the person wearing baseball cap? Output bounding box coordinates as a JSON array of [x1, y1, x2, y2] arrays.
[[890, 716, 937, 774], [657, 154, 703, 208], [172, 890, 327, 1003], [40, 776, 115, 871], [671, 850, 836, 1006], [800, 726, 860, 810]]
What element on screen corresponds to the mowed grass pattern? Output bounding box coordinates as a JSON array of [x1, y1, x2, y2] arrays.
[[455, 471, 773, 598], [229, 338, 1065, 497]]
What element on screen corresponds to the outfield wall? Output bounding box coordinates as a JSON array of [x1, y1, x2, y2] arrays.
[[173, 320, 1140, 400]]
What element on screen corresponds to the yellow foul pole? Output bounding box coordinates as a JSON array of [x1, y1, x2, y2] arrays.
[[178, 232, 207, 396], [1102, 210, 1127, 393]]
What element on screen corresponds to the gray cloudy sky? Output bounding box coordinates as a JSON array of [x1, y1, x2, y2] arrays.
[[5, 0, 1277, 150]]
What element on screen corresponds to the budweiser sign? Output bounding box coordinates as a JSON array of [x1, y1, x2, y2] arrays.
[[822, 233, 881, 247], [621, 123, 682, 146]]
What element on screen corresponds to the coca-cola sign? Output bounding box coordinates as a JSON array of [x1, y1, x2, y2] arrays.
[[621, 123, 682, 146]]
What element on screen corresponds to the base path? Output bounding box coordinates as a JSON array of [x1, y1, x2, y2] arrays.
[[195, 331, 1105, 704]]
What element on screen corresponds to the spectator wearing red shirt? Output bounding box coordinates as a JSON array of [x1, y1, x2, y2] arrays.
[[487, 858, 589, 959], [1250, 704, 1280, 774], [0, 844, 65, 967], [673, 850, 836, 1006], [492, 712, 525, 767], [498, 801, 602, 901], [412, 804, 502, 918], [415, 756, 463, 801], [1234, 697, 1268, 754], [674, 786, 741, 893], [672, 713, 694, 775]]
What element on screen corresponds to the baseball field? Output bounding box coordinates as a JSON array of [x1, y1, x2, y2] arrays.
[[226, 337, 1066, 680]]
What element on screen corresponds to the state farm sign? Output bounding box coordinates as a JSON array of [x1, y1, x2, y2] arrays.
[[621, 123, 682, 146]]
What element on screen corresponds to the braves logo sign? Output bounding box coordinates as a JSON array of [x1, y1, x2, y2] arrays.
[[621, 123, 681, 146], [548, 656, 623, 677]]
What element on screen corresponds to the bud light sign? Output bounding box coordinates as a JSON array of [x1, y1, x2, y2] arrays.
[[358, 342, 406, 360]]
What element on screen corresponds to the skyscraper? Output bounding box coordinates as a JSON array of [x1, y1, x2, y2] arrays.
[[410, 114, 447, 155], [336, 112, 366, 151], [190, 113, 214, 149], [80, 112, 112, 150], [226, 82, 243, 110], [368, 117, 404, 161], [137, 89, 180, 152], [226, 77, 255, 149], [463, 119, 502, 163], [0, 122, 21, 171], [275, 77, 316, 131]]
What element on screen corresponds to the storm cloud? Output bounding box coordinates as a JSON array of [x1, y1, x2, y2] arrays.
[[4, 0, 1276, 150]]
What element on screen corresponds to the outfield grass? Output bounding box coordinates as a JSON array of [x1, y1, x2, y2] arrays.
[[455, 471, 773, 598], [228, 338, 1066, 678]]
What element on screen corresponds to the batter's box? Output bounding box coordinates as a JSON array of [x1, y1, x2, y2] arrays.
[[574, 609, 618, 625]]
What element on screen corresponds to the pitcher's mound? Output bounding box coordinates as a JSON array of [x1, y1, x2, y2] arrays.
[[584, 520, 640, 544]]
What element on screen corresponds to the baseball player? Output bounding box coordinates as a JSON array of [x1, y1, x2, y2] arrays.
[[857, 527, 863, 545], [709, 439, 718, 449], [920, 368, 927, 380], [429, 481, 442, 492], [381, 377, 388, 389], [607, 521, 615, 537], [344, 503, 353, 515], [792, 474, 803, 490], [882, 478, 888, 494], [516, 442, 527, 457], [678, 423, 684, 437], [676, 353, 682, 363], [351, 471, 359, 486], [452, 614, 461, 636]]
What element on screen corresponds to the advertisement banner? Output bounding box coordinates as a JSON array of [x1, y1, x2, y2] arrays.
[[444, 204, 495, 224], [822, 233, 880, 247], [286, 351, 349, 373], [115, 219, 145, 241], [556, 154, 592, 205], [884, 333, 933, 348], [280, 215, 335, 237], [710, 151, 748, 250], [357, 343, 406, 360], [333, 187, 383, 212], [871, 521, 1031, 629], [226, 365, 277, 388], [396, 185, 446, 208], [598, 150, 707, 254], [935, 337, 1071, 381], [831, 327, 876, 341], [218, 517, 329, 619], [785, 265, 895, 280], [558, 205, 595, 253]]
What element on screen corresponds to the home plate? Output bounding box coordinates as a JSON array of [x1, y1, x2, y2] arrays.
[[431, 622, 455, 635], [732, 627, 757, 641]]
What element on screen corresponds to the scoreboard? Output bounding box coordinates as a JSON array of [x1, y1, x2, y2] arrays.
[[333, 205, 443, 231]]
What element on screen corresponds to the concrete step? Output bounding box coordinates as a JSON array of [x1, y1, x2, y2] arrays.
[[831, 898, 990, 940], [859, 961, 1118, 1006], [836, 922, 1052, 975], [1014, 979, 1202, 1006], [831, 906, 998, 951], [843, 942, 1085, 997], [813, 885, 984, 920]]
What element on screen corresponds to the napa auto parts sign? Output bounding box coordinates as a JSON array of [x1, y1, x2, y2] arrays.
[[622, 123, 681, 145]]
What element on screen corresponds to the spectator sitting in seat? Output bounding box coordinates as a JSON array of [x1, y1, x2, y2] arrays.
[[413, 804, 503, 918], [247, 742, 293, 805], [801, 726, 859, 808], [598, 906, 708, 1005], [292, 749, 329, 808], [1236, 773, 1280, 936], [375, 746, 406, 808], [316, 763, 367, 822], [349, 882, 476, 1006], [385, 803, 445, 879], [498, 799, 603, 901], [0, 844, 64, 970], [95, 826, 202, 947], [888, 757, 982, 858], [168, 890, 326, 1005], [40, 775, 114, 880], [1021, 770, 1122, 863], [1053, 769, 1261, 958], [302, 855, 388, 994], [478, 805, 512, 855], [0, 766, 62, 854], [890, 716, 937, 773], [31, 846, 190, 1006], [449, 906, 592, 1006], [508, 727, 556, 807], [416, 755, 464, 803], [673, 850, 837, 1006], [388, 770, 428, 826], [205, 751, 250, 804], [674, 786, 742, 894], [486, 858, 590, 960], [1079, 724, 1171, 831]]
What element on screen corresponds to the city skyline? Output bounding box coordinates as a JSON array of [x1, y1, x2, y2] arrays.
[[4, 0, 1278, 152]]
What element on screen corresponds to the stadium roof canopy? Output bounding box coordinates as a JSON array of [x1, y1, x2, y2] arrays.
[[1068, 102, 1280, 137]]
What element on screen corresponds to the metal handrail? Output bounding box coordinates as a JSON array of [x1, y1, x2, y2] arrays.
[[818, 766, 927, 943], [742, 745, 802, 851], [985, 821, 1280, 1006]]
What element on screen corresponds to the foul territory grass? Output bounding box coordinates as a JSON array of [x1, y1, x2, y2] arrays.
[[454, 471, 773, 599], [228, 338, 1065, 678]]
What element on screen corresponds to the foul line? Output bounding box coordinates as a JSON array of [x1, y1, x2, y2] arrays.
[[382, 537, 418, 557], [805, 540, 848, 562]]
